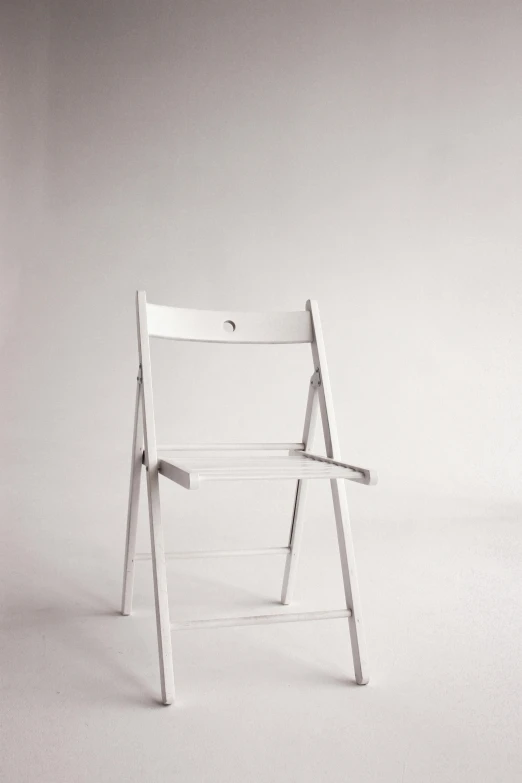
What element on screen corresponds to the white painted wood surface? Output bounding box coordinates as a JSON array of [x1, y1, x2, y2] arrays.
[[121, 291, 376, 703], [135, 547, 289, 560], [302, 452, 377, 485], [136, 291, 175, 705], [121, 376, 144, 615], [308, 299, 370, 685], [281, 379, 319, 604], [157, 442, 305, 451], [158, 452, 366, 488], [171, 609, 351, 631], [146, 301, 313, 344]]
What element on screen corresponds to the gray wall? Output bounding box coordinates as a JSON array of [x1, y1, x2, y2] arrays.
[[3, 1, 522, 545]]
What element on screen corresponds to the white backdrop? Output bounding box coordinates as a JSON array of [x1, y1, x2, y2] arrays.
[[2, 3, 522, 782], [3, 0, 522, 557]]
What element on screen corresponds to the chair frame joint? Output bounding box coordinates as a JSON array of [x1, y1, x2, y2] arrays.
[[310, 368, 321, 387]]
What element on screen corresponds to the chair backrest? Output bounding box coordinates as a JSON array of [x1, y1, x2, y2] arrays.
[[135, 290, 342, 462], [143, 297, 313, 345]]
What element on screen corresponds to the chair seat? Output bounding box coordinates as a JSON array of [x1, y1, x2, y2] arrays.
[[157, 450, 373, 490]]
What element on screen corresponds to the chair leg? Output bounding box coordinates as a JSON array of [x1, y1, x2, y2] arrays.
[[330, 479, 369, 685], [281, 380, 318, 605], [121, 379, 144, 616], [146, 465, 176, 705], [281, 479, 309, 605]]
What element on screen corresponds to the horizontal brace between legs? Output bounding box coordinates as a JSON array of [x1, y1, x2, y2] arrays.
[[135, 547, 290, 561], [156, 443, 305, 451], [171, 609, 352, 631]]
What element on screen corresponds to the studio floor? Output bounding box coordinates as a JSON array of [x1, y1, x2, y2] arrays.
[[2, 473, 522, 783]]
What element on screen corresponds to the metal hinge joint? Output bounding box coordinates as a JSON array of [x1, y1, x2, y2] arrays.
[[310, 369, 321, 387]]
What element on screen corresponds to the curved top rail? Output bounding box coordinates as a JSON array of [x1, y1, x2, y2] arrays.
[[143, 298, 313, 344]]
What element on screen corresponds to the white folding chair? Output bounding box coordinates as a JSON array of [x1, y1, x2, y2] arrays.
[[121, 291, 377, 705]]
